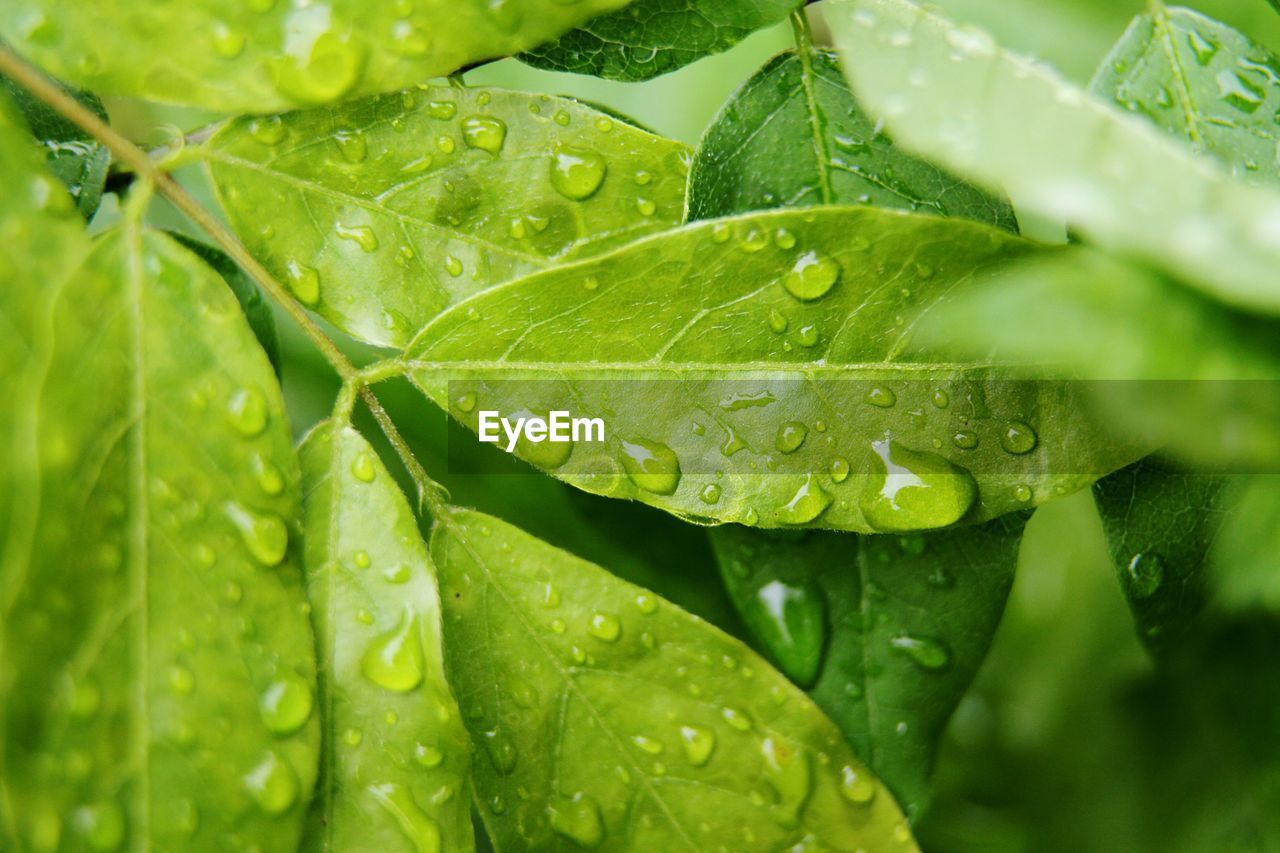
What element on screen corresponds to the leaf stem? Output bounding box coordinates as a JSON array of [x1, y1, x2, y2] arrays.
[[790, 7, 816, 53]]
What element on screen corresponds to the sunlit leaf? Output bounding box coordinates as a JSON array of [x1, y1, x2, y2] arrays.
[[431, 508, 918, 850], [206, 85, 689, 347]]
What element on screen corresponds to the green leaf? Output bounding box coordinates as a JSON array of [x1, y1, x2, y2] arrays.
[[298, 422, 473, 852], [1209, 475, 1280, 612], [0, 100, 318, 848], [1092, 3, 1280, 187], [827, 0, 1280, 316], [170, 234, 281, 376], [1, 74, 109, 219], [521, 0, 800, 82], [688, 47, 1015, 229], [430, 508, 918, 850], [1093, 459, 1230, 657], [205, 85, 690, 348], [0, 0, 635, 112], [405, 207, 1140, 533], [710, 515, 1026, 821]]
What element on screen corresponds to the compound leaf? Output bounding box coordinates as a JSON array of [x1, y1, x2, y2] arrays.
[[206, 85, 689, 348], [405, 207, 1139, 533], [0, 0, 634, 113], [688, 47, 1014, 229], [522, 0, 800, 82], [710, 515, 1026, 821], [0, 98, 318, 849], [431, 508, 918, 851], [298, 422, 473, 852], [827, 0, 1280, 316]]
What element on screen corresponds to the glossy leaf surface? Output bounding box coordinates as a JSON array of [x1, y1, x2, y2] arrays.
[[828, 0, 1280, 316], [522, 0, 800, 82], [299, 422, 472, 852], [406, 207, 1139, 533], [0, 0, 633, 112], [0, 100, 318, 849], [206, 85, 689, 348], [431, 508, 917, 851], [688, 47, 1014, 229], [710, 515, 1025, 820]]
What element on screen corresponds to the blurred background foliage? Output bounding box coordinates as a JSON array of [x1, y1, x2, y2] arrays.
[[91, 1, 1280, 849]]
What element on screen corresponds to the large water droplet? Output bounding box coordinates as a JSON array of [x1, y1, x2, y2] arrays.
[[462, 116, 508, 153], [285, 261, 321, 306], [889, 634, 951, 670], [775, 474, 832, 525], [776, 422, 808, 454], [679, 725, 716, 766], [620, 438, 681, 495], [754, 579, 827, 687], [273, 28, 366, 105], [550, 147, 607, 200], [549, 793, 604, 847], [761, 737, 813, 829], [259, 672, 313, 734], [865, 385, 896, 408], [361, 609, 425, 692], [782, 251, 841, 300], [999, 421, 1038, 455], [588, 612, 621, 642], [368, 782, 442, 853], [225, 501, 288, 566], [243, 751, 299, 815], [859, 437, 977, 532]]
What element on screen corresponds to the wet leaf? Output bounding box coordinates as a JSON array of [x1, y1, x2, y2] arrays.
[[827, 0, 1280, 316], [298, 422, 472, 852], [0, 0, 634, 112], [430, 508, 918, 851], [522, 0, 799, 82], [710, 515, 1026, 821], [0, 99, 318, 850], [1, 74, 109, 219], [688, 47, 1014, 229], [206, 85, 689, 348], [405, 207, 1139, 533]]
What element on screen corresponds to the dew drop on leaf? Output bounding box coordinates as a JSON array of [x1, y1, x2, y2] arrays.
[[860, 437, 978, 532], [588, 612, 621, 642], [351, 451, 377, 482], [548, 793, 605, 847], [242, 751, 299, 815], [865, 384, 896, 408], [619, 438, 681, 495], [224, 501, 289, 566], [258, 671, 313, 734], [699, 483, 722, 505], [889, 634, 952, 671], [782, 251, 841, 300], [721, 706, 752, 731], [272, 28, 366, 105], [367, 782, 443, 853], [284, 261, 321, 306], [1126, 552, 1165, 598], [679, 725, 716, 766], [550, 147, 607, 200], [461, 116, 508, 154], [70, 800, 125, 852], [999, 421, 1038, 455], [775, 474, 832, 525], [227, 387, 268, 436], [248, 116, 285, 145], [334, 222, 379, 252], [756, 579, 827, 687], [776, 421, 808, 454], [333, 129, 367, 163], [839, 765, 877, 804], [360, 609, 426, 692], [760, 737, 812, 829], [829, 456, 851, 483], [483, 729, 517, 774]]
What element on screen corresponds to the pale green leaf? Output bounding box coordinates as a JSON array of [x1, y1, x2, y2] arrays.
[[521, 0, 800, 82], [0, 0, 634, 112], [688, 47, 1015, 229], [710, 515, 1025, 821], [298, 422, 472, 852], [405, 207, 1140, 533], [1210, 475, 1280, 612], [0, 98, 318, 848], [827, 0, 1280, 316], [206, 85, 689, 348], [430, 508, 918, 851]]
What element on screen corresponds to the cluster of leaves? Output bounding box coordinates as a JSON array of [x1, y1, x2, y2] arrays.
[[2, 0, 1279, 850]]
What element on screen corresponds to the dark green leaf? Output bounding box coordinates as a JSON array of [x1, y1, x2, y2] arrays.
[[430, 508, 918, 850], [688, 47, 1015, 229], [1, 74, 109, 219], [298, 422, 473, 852], [827, 0, 1280, 317], [0, 98, 318, 849], [170, 233, 281, 376], [710, 515, 1026, 821], [0, 0, 635, 112], [521, 0, 800, 82], [406, 207, 1140, 532], [206, 85, 689, 348]]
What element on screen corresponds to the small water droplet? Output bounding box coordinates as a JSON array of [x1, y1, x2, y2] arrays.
[[415, 743, 444, 767], [588, 612, 621, 642], [722, 706, 752, 731], [361, 609, 425, 692], [782, 251, 841, 300], [455, 391, 477, 412], [384, 563, 411, 584], [228, 387, 268, 436], [679, 725, 716, 766], [952, 430, 978, 450], [776, 422, 808, 454], [1126, 553, 1164, 598], [352, 451, 377, 482], [760, 737, 812, 829], [285, 261, 321, 306], [71, 800, 125, 851], [333, 129, 367, 163], [699, 483, 722, 505], [225, 501, 288, 566], [1188, 29, 1219, 66], [211, 21, 247, 59], [335, 222, 379, 252], [427, 100, 457, 120], [889, 634, 951, 670], [1000, 421, 1038, 455], [259, 672, 313, 734], [249, 115, 286, 145], [167, 664, 195, 696], [829, 456, 850, 483], [273, 29, 365, 105], [549, 793, 604, 847], [550, 147, 607, 200], [865, 385, 896, 408], [483, 729, 517, 774], [755, 579, 827, 687], [461, 116, 507, 153], [631, 734, 664, 754], [740, 226, 770, 252], [839, 765, 877, 804], [1013, 484, 1033, 502], [243, 751, 299, 815]]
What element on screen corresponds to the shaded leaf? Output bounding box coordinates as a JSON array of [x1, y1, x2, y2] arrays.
[[0, 98, 317, 848], [688, 47, 1014, 229], [430, 508, 918, 851], [710, 515, 1026, 821], [1210, 475, 1280, 612], [405, 207, 1139, 533], [206, 85, 689, 348], [171, 233, 281, 376], [1, 74, 109, 219], [522, 0, 800, 82], [298, 422, 473, 852], [0, 0, 634, 112], [827, 0, 1280, 316]]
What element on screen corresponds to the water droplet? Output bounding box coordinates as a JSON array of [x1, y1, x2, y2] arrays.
[[549, 793, 604, 847], [71, 800, 125, 851], [335, 222, 379, 252], [415, 743, 444, 767], [273, 29, 366, 105], [367, 782, 442, 853], [679, 725, 716, 766], [760, 737, 812, 829], [250, 451, 285, 496], [782, 251, 841, 300], [1188, 29, 1219, 66], [776, 422, 808, 454], [361, 610, 425, 692], [620, 438, 681, 495], [455, 391, 477, 413], [889, 634, 951, 670], [722, 706, 752, 731], [550, 148, 607, 200], [211, 21, 247, 59], [427, 100, 457, 120], [483, 729, 517, 774], [1000, 421, 1038, 455], [740, 226, 770, 252], [353, 550, 371, 569], [333, 129, 367, 163], [249, 116, 286, 145], [243, 751, 299, 815], [631, 734, 664, 754], [839, 765, 877, 804], [259, 672, 313, 734], [775, 474, 832, 525], [225, 501, 288, 566], [284, 261, 321, 306], [952, 430, 978, 450], [1126, 553, 1164, 598], [711, 222, 732, 243], [767, 309, 789, 334], [1013, 484, 1033, 502], [860, 437, 978, 532], [932, 389, 950, 408], [384, 563, 411, 584], [462, 116, 507, 153], [352, 451, 377, 482], [588, 612, 621, 642], [699, 483, 722, 505], [829, 456, 850, 483], [228, 387, 268, 436], [553, 109, 572, 126], [865, 385, 896, 408], [755, 579, 827, 687], [343, 727, 363, 746], [796, 324, 819, 347]]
